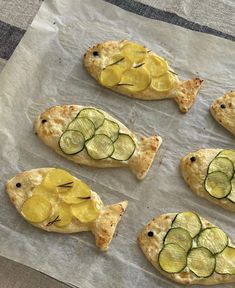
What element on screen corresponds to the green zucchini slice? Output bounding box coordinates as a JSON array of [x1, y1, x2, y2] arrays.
[[78, 108, 105, 129], [68, 117, 95, 140], [111, 134, 136, 161], [208, 157, 234, 180], [215, 246, 235, 275], [85, 134, 114, 160], [227, 177, 235, 203], [197, 227, 228, 254], [95, 119, 120, 141], [59, 130, 85, 155], [163, 228, 192, 252], [218, 150, 235, 167], [187, 247, 216, 277], [204, 171, 231, 199], [171, 212, 202, 238], [158, 243, 187, 273]]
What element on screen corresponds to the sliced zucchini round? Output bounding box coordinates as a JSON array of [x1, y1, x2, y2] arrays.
[[163, 227, 192, 252], [59, 130, 85, 155], [85, 134, 114, 160], [197, 227, 228, 254], [227, 177, 235, 203], [208, 157, 234, 180], [218, 150, 235, 167], [171, 212, 202, 238], [204, 171, 231, 199], [67, 117, 95, 140], [187, 247, 215, 278], [215, 246, 235, 275], [158, 243, 187, 273], [78, 108, 105, 129], [95, 119, 120, 141], [111, 134, 136, 161]]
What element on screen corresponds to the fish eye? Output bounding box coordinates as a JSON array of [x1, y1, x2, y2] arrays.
[[147, 231, 154, 237], [93, 51, 99, 56], [190, 156, 196, 162], [16, 182, 21, 188], [220, 104, 226, 109], [41, 119, 47, 124]]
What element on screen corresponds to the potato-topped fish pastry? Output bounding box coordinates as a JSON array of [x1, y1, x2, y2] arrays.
[[181, 149, 235, 212], [35, 105, 162, 180], [84, 40, 203, 113], [139, 212, 235, 285], [210, 91, 235, 136], [6, 168, 128, 251]]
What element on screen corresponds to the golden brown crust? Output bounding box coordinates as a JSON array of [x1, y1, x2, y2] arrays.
[[138, 213, 235, 285], [210, 91, 235, 136], [35, 105, 162, 179], [180, 149, 235, 212], [84, 40, 203, 112]]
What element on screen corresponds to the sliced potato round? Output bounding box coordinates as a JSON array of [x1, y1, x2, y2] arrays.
[[54, 203, 72, 227], [111, 134, 136, 161], [21, 195, 51, 223], [119, 67, 150, 92], [172, 211, 202, 238], [67, 117, 95, 140], [216, 246, 235, 275], [120, 42, 146, 63], [107, 54, 132, 72], [197, 227, 228, 254], [95, 119, 120, 141], [187, 247, 215, 277], [43, 169, 74, 190], [59, 130, 85, 155], [71, 199, 100, 223], [151, 72, 174, 92], [85, 134, 114, 160], [145, 55, 168, 77], [158, 243, 187, 273], [100, 66, 122, 87], [227, 177, 235, 203], [78, 108, 105, 129], [164, 227, 192, 252], [205, 171, 231, 199], [208, 157, 234, 180], [218, 150, 235, 167], [33, 185, 57, 201]]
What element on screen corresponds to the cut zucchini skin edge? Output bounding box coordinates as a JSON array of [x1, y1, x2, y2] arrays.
[[111, 133, 136, 161], [215, 246, 235, 275], [163, 227, 192, 252], [77, 108, 105, 129], [67, 117, 95, 141], [95, 118, 120, 142], [208, 157, 234, 180], [85, 134, 114, 160], [59, 130, 85, 155]]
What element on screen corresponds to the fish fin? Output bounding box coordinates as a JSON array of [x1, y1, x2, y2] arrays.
[[92, 201, 128, 251], [129, 135, 162, 180], [173, 78, 203, 113]]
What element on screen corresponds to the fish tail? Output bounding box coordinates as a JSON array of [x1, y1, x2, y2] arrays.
[[174, 78, 203, 113], [92, 201, 128, 251], [129, 135, 162, 180]]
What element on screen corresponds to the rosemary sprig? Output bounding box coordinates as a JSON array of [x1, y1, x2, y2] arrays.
[[46, 216, 61, 226], [103, 57, 125, 69], [169, 70, 178, 76], [117, 83, 134, 86], [78, 196, 91, 200], [57, 181, 74, 188], [134, 63, 145, 68], [147, 50, 151, 53]]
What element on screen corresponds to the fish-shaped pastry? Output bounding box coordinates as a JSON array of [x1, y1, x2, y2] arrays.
[[84, 40, 203, 113], [210, 91, 235, 136], [6, 168, 128, 251], [181, 149, 235, 212], [138, 211, 235, 285], [35, 105, 162, 180]]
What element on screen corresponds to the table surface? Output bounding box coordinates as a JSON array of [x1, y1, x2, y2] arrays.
[[0, 0, 234, 287]]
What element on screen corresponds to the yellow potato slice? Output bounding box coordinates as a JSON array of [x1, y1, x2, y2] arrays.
[[33, 185, 57, 201], [54, 203, 72, 227], [120, 42, 146, 63], [108, 54, 132, 72], [21, 195, 51, 223], [43, 169, 74, 191], [119, 67, 150, 92], [145, 55, 168, 77], [100, 66, 122, 87], [71, 199, 100, 223], [59, 179, 91, 204], [151, 72, 174, 92]]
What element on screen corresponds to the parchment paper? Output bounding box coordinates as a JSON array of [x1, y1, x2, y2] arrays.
[[0, 1, 234, 287]]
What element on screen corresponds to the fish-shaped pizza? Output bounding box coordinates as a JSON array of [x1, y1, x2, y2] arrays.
[[210, 91, 235, 136], [139, 211, 235, 285], [84, 40, 203, 113], [35, 105, 162, 180], [181, 149, 235, 212], [6, 168, 128, 251]]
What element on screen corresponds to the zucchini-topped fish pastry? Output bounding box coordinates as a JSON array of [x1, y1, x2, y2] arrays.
[[6, 168, 128, 251], [35, 105, 162, 180], [181, 149, 235, 212], [210, 91, 235, 136], [139, 211, 235, 285], [84, 40, 203, 113]]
